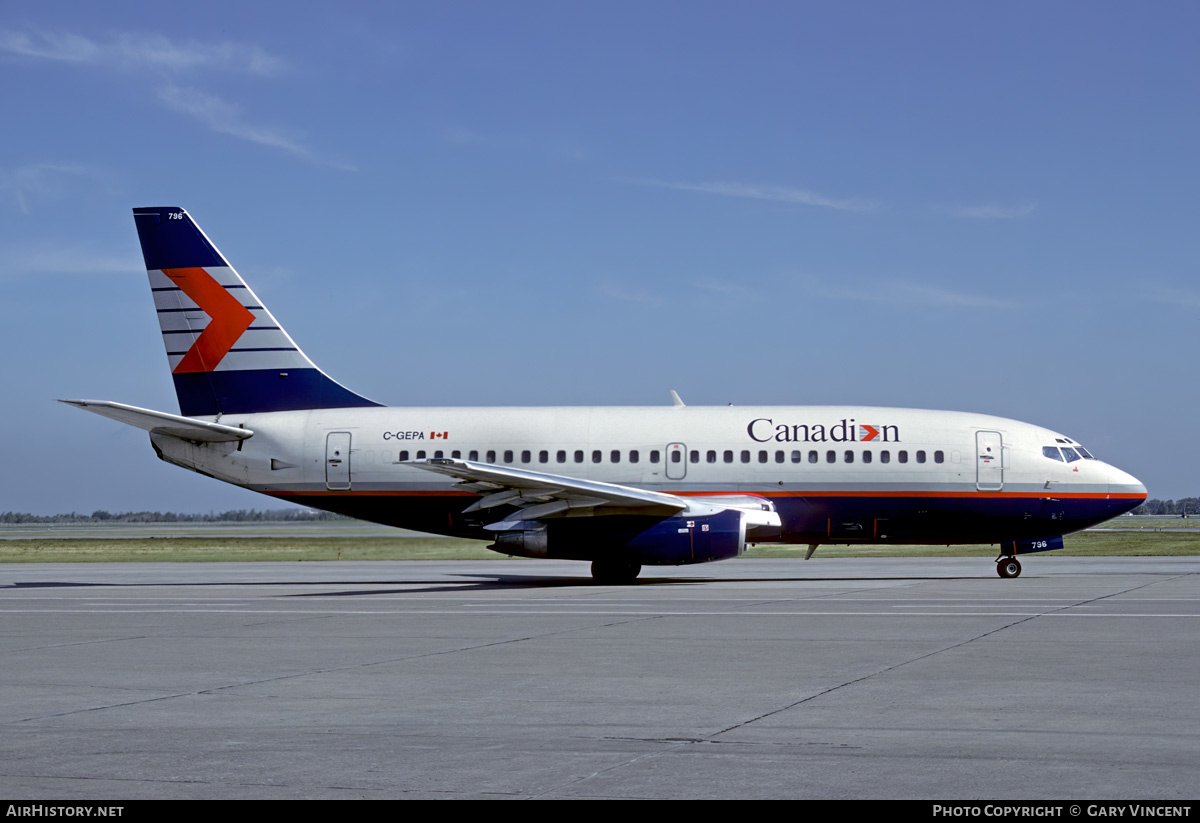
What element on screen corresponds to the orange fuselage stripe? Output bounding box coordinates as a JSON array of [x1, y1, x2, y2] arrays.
[[264, 489, 1145, 500]]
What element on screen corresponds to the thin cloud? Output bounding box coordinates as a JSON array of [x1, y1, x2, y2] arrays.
[[445, 128, 492, 147], [0, 247, 138, 277], [690, 278, 755, 299], [158, 84, 354, 171], [950, 202, 1038, 220], [1, 163, 117, 214], [1138, 284, 1200, 309], [445, 127, 590, 163], [598, 281, 663, 306], [808, 276, 1019, 309], [0, 29, 285, 76], [627, 177, 880, 213], [2, 28, 352, 169]]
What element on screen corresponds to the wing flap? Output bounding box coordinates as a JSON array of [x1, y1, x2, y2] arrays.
[[404, 458, 686, 518]]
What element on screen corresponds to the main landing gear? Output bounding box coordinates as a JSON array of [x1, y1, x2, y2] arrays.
[[996, 556, 1022, 579], [591, 558, 642, 585]]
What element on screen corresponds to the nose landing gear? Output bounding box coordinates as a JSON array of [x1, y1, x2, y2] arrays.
[[996, 556, 1022, 578]]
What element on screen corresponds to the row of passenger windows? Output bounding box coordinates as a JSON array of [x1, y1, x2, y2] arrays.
[[398, 448, 946, 465]]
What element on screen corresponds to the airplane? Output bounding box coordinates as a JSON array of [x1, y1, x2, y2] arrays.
[[63, 207, 1148, 583]]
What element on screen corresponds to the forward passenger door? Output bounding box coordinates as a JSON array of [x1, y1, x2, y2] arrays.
[[975, 430, 1003, 491]]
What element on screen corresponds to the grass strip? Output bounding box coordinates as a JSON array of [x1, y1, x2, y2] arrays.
[[1, 529, 1197, 563]]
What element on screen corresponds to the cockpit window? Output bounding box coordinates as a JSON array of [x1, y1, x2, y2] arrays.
[[1060, 447, 1081, 462], [1058, 435, 1097, 459], [1043, 446, 1064, 462]]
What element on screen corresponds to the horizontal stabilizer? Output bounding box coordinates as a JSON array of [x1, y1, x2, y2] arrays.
[[59, 399, 254, 442]]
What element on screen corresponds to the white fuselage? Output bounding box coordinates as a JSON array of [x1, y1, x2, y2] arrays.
[[150, 403, 1145, 549]]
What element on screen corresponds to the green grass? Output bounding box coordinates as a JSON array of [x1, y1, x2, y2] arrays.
[[0, 536, 497, 563], [1, 528, 1198, 563]]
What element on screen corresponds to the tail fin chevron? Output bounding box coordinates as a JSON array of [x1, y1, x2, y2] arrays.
[[133, 207, 379, 417]]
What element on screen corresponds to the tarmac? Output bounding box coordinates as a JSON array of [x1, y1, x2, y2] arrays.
[[1, 556, 1197, 799]]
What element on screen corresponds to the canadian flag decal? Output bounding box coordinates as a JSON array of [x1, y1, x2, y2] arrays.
[[431, 432, 449, 439]]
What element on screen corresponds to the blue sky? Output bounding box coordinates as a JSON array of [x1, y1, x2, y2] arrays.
[[1, 1, 1196, 514]]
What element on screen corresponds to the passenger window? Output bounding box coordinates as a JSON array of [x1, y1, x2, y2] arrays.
[[880, 450, 890, 463], [670, 450, 681, 463], [758, 450, 768, 463], [521, 450, 531, 463], [808, 450, 818, 464], [434, 450, 443, 458], [649, 450, 660, 463], [707, 450, 717, 464], [741, 450, 751, 463], [934, 450, 944, 463], [630, 450, 639, 463], [451, 450, 461, 459], [557, 450, 566, 463], [862, 451, 872, 464], [899, 451, 908, 463], [791, 450, 802, 463], [690, 450, 700, 463], [416, 450, 426, 459], [538, 450, 548, 463], [469, 450, 478, 461], [399, 450, 409, 461], [724, 450, 734, 463], [611, 450, 621, 463], [844, 450, 854, 464], [574, 450, 584, 463], [504, 450, 514, 463], [826, 450, 836, 463], [775, 450, 785, 464], [916, 450, 926, 464], [487, 450, 496, 463], [592, 450, 602, 464]]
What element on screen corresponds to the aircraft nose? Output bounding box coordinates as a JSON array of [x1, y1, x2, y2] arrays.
[[1107, 464, 1146, 497]]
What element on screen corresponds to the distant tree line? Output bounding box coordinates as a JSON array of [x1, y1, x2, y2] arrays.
[[0, 509, 352, 524], [1130, 498, 1200, 516]]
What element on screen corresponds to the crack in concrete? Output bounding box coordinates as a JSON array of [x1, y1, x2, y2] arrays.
[[534, 573, 1196, 799], [9, 614, 665, 724]]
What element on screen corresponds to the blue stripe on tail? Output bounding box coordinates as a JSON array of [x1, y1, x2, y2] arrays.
[[172, 369, 380, 416], [134, 208, 227, 270]]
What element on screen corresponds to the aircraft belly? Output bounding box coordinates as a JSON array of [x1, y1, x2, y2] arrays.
[[255, 481, 1138, 546]]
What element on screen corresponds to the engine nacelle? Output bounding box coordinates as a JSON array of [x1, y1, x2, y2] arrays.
[[625, 507, 748, 564], [490, 506, 761, 566]]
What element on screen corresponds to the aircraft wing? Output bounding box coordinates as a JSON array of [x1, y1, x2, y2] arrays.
[[404, 457, 687, 526], [59, 399, 254, 443], [404, 458, 782, 531]]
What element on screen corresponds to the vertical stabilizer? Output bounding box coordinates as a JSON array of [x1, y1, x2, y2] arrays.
[[132, 207, 379, 416]]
